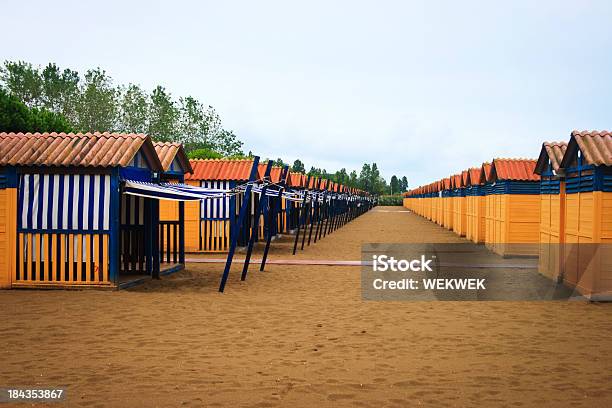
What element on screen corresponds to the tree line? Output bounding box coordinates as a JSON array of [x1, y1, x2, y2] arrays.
[[273, 158, 408, 195], [0, 61, 243, 156], [0, 60, 407, 195]]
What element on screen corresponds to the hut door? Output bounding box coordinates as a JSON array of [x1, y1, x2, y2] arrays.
[[120, 194, 146, 275]]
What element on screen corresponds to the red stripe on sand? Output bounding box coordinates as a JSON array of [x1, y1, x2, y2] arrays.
[[185, 258, 363, 266]]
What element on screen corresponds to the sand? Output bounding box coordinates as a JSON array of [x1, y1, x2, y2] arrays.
[[1, 206, 611, 407]]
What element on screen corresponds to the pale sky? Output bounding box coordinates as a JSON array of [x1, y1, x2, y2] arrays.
[[3, 0, 612, 187]]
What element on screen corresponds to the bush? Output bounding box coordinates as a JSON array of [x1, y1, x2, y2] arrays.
[[377, 194, 403, 206], [0, 89, 74, 133], [188, 148, 223, 160]]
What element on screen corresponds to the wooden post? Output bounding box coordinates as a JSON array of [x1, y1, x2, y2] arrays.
[[307, 178, 321, 246], [293, 175, 311, 255], [261, 165, 289, 271], [219, 157, 260, 292], [241, 160, 273, 281], [109, 168, 120, 286]]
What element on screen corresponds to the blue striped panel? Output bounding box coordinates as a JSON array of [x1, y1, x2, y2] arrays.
[[200, 181, 231, 220], [19, 174, 111, 231]]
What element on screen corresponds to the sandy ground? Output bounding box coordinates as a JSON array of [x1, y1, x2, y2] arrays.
[[1, 206, 611, 407]]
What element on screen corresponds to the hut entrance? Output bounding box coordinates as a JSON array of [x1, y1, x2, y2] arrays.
[[119, 193, 151, 282]]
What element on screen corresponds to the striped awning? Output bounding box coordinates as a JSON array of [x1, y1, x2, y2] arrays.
[[123, 180, 235, 201], [123, 180, 352, 203]]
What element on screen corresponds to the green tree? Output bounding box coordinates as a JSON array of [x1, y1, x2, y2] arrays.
[[188, 148, 223, 159], [359, 163, 372, 192], [349, 170, 358, 187], [148, 85, 179, 142], [119, 84, 148, 133], [0, 89, 73, 132], [292, 159, 305, 173], [41, 63, 80, 121], [0, 61, 42, 107], [77, 68, 118, 132], [390, 175, 400, 194], [211, 129, 243, 156], [401, 176, 408, 191]]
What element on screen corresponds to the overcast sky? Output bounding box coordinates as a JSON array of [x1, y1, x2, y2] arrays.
[[4, 1, 612, 186]]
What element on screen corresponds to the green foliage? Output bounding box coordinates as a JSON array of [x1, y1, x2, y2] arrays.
[[0, 60, 244, 157], [291, 159, 305, 173], [188, 148, 223, 160], [0, 61, 42, 107], [119, 83, 148, 133], [0, 89, 73, 133], [77, 68, 118, 132], [401, 176, 409, 191], [378, 194, 404, 206], [390, 175, 400, 194]]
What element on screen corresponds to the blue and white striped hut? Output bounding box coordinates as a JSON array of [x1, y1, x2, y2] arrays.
[[0, 132, 179, 289]]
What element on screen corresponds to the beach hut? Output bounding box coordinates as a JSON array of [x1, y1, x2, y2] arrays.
[[486, 158, 540, 257], [184, 159, 261, 252], [430, 181, 440, 224], [155, 142, 193, 270], [465, 167, 486, 243], [0, 132, 178, 289], [452, 172, 468, 237], [427, 182, 437, 220], [435, 181, 444, 225], [559, 130, 612, 299], [288, 172, 308, 230], [441, 177, 454, 230], [534, 142, 567, 282], [481, 162, 496, 250]]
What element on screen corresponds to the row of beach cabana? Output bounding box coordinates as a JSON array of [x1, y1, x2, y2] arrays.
[[403, 130, 612, 300], [0, 132, 374, 291]]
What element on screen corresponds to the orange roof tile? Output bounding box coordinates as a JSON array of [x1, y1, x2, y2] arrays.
[[186, 159, 258, 181], [288, 172, 306, 188], [480, 162, 493, 183], [442, 178, 451, 190], [0, 132, 162, 170], [534, 142, 567, 175], [450, 174, 462, 189], [461, 170, 469, 187], [492, 158, 540, 181], [154, 142, 193, 173], [258, 163, 288, 184], [466, 168, 481, 186], [561, 130, 612, 167]]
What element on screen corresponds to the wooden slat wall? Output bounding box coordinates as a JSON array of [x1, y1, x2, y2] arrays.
[[200, 219, 230, 252], [0, 188, 17, 288], [14, 232, 110, 286]]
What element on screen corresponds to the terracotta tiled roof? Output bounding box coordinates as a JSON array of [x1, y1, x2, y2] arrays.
[[492, 158, 540, 181], [0, 132, 162, 170], [258, 164, 288, 184], [442, 178, 451, 190], [480, 162, 493, 183], [288, 172, 306, 188], [451, 174, 462, 189], [534, 142, 567, 175], [154, 142, 193, 174], [466, 168, 481, 186], [461, 170, 469, 187], [308, 177, 319, 189], [561, 130, 612, 167], [186, 159, 259, 181]]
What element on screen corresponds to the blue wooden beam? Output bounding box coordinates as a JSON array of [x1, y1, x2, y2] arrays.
[[241, 160, 273, 281], [293, 175, 311, 255], [219, 156, 260, 292], [260, 165, 289, 271]]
